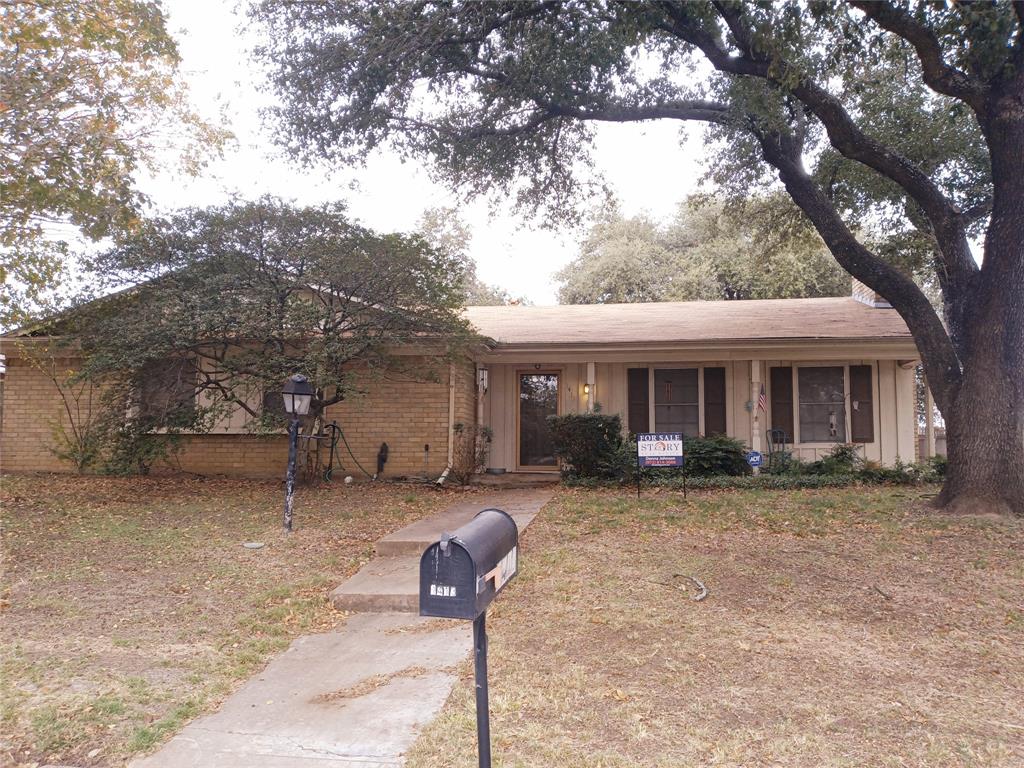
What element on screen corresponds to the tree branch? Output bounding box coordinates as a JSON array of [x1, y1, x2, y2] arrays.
[[657, 1, 979, 342], [755, 128, 961, 413], [849, 0, 987, 111]]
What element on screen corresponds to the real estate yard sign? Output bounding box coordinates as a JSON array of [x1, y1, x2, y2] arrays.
[[636, 432, 685, 498]]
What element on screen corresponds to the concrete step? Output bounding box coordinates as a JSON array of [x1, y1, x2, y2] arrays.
[[374, 489, 547, 557], [330, 556, 419, 613]]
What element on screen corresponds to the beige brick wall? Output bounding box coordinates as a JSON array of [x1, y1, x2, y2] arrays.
[[0, 356, 77, 473], [1, 350, 480, 480]]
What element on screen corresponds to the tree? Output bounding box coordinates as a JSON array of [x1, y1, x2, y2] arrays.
[[558, 194, 849, 303], [418, 206, 522, 305], [251, 1, 1024, 515], [1, 0, 228, 328], [43, 197, 472, 470]]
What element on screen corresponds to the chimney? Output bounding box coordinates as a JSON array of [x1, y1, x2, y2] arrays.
[[851, 277, 892, 308]]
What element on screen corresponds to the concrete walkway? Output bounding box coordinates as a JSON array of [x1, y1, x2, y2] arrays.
[[331, 489, 551, 613], [132, 488, 553, 768]]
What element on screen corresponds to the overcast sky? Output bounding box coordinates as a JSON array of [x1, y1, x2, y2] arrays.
[[138, 1, 711, 305]]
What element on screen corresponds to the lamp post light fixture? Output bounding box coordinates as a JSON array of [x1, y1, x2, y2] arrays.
[[281, 374, 314, 532]]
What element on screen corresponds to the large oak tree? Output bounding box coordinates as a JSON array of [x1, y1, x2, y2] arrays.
[[251, 1, 1024, 514]]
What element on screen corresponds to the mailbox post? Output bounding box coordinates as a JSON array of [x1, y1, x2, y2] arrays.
[[420, 508, 519, 768]]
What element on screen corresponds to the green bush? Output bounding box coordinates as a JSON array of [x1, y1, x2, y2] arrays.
[[683, 434, 751, 477], [548, 413, 625, 479], [804, 443, 860, 475]]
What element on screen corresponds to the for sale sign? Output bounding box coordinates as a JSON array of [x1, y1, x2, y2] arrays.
[[636, 432, 684, 467]]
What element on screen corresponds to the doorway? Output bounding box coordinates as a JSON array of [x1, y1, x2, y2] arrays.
[[517, 372, 559, 470]]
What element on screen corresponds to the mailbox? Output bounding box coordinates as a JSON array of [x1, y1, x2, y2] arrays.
[[420, 508, 519, 620]]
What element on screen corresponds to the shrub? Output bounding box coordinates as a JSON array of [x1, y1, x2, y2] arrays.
[[450, 423, 493, 484], [548, 413, 625, 479], [683, 435, 751, 477], [804, 443, 860, 475]]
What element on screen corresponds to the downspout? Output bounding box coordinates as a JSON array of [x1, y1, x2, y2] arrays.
[[436, 362, 457, 485]]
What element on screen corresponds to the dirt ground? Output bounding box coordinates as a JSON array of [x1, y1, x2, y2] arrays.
[[406, 486, 1024, 768], [0, 473, 483, 768]]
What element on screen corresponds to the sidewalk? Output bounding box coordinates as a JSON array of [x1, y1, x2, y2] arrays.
[[131, 488, 554, 768]]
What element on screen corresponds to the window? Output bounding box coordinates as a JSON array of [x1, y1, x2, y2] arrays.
[[770, 366, 794, 442], [139, 358, 196, 427], [703, 367, 727, 435], [849, 365, 874, 443], [626, 368, 649, 434], [628, 366, 727, 437], [654, 368, 699, 436], [797, 366, 846, 443]]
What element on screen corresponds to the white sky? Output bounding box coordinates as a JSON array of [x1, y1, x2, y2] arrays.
[[138, 0, 710, 305]]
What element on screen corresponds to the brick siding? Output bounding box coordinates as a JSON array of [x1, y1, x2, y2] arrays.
[[0, 351, 479, 480]]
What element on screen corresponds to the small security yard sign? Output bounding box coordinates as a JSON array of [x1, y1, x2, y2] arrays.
[[635, 432, 685, 498], [637, 432, 685, 467]]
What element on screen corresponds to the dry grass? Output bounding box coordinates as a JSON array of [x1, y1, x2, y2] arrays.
[[0, 473, 485, 768], [406, 486, 1024, 768]]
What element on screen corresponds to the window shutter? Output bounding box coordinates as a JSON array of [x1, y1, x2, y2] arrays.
[[770, 366, 794, 442], [627, 368, 649, 434], [703, 367, 726, 435], [850, 365, 874, 443]]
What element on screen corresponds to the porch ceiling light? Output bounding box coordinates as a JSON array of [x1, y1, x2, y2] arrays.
[[282, 374, 314, 416]]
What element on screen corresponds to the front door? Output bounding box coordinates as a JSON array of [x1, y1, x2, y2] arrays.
[[517, 372, 559, 470]]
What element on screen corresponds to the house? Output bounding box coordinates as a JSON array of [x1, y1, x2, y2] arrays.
[[0, 280, 921, 478]]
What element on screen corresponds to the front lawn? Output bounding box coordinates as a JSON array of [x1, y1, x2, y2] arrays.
[[407, 486, 1024, 767], [0, 474, 470, 768]]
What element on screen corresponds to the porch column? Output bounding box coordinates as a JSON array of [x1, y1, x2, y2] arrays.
[[750, 360, 762, 474], [586, 362, 596, 413]]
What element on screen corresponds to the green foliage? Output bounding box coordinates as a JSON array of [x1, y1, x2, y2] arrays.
[[0, 0, 228, 329], [23, 198, 475, 474], [548, 413, 625, 479], [550, 420, 751, 483], [100, 423, 183, 477], [417, 207, 522, 306], [558, 195, 849, 304], [804, 443, 861, 475], [63, 197, 473, 433], [682, 435, 753, 477]]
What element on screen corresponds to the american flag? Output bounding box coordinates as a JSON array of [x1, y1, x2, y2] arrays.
[[757, 383, 767, 413]]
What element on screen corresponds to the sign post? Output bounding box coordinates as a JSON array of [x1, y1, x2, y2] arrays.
[[636, 433, 685, 498]]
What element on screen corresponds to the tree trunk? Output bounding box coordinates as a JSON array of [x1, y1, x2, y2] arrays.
[[939, 357, 1024, 516], [939, 90, 1024, 516]]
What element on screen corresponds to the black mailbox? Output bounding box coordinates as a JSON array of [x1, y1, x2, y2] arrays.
[[420, 508, 518, 620]]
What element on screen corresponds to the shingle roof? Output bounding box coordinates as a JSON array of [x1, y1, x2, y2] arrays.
[[464, 297, 912, 347]]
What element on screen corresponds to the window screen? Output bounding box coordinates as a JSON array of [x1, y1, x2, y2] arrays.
[[798, 366, 846, 443], [703, 367, 726, 435], [849, 365, 874, 443], [770, 366, 794, 442], [654, 368, 698, 437], [626, 368, 650, 435], [139, 358, 197, 426]]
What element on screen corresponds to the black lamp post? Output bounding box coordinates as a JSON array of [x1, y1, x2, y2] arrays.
[[281, 373, 314, 532]]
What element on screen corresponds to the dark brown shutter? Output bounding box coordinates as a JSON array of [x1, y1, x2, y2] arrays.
[[627, 368, 649, 435], [850, 365, 874, 443], [770, 366, 794, 442], [703, 367, 726, 435]]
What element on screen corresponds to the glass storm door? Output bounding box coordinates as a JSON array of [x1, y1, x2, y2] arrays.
[[518, 372, 559, 469]]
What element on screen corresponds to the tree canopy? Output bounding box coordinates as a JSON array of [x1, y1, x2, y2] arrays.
[[53, 198, 472, 446], [557, 195, 849, 304], [1, 0, 228, 328], [251, 0, 1024, 514], [417, 206, 522, 305]]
